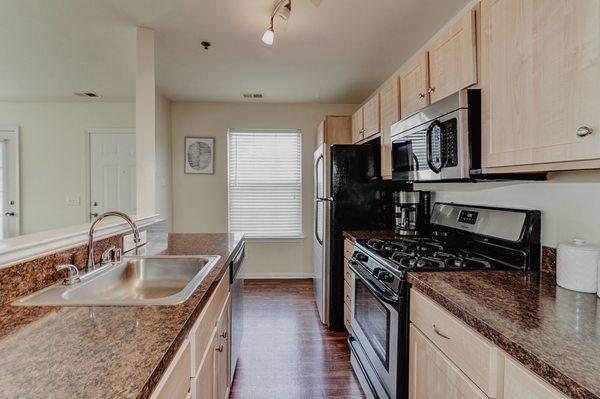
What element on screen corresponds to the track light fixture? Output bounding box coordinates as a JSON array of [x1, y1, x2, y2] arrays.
[[261, 0, 291, 46]]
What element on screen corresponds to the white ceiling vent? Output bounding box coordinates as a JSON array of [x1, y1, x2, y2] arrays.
[[242, 93, 263, 99], [74, 92, 101, 98]]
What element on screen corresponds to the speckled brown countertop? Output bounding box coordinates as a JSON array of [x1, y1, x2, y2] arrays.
[[343, 230, 600, 399], [0, 233, 244, 399], [409, 271, 600, 399], [342, 230, 397, 241]]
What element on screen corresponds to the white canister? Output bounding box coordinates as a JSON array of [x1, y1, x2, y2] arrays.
[[556, 239, 600, 294]]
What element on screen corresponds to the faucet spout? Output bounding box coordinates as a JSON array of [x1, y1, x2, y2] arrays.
[[87, 211, 140, 272]]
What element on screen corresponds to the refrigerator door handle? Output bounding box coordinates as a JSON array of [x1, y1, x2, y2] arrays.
[[315, 197, 333, 202]]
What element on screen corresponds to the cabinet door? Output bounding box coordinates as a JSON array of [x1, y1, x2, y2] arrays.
[[352, 108, 364, 143], [324, 116, 352, 144], [503, 357, 568, 399], [428, 9, 477, 103], [409, 325, 488, 399], [193, 328, 217, 399], [215, 296, 231, 399], [481, 0, 600, 169], [379, 78, 400, 179], [400, 52, 430, 119], [362, 94, 381, 138]]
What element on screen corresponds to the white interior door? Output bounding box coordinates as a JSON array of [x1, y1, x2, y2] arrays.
[[0, 127, 20, 239], [89, 130, 136, 220]]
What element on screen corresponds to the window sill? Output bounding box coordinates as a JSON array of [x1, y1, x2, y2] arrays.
[[243, 235, 306, 242]]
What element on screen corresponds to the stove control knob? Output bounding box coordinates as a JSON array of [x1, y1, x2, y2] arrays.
[[381, 272, 394, 283], [355, 252, 368, 262]]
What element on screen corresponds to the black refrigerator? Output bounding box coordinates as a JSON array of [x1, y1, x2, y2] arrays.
[[313, 142, 408, 330]]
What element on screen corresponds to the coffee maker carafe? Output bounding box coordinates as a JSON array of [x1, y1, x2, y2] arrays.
[[394, 191, 431, 236]]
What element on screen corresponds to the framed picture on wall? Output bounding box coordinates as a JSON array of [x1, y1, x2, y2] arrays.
[[185, 137, 214, 174]]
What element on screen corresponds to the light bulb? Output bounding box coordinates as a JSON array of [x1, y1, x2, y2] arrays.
[[261, 28, 274, 45]]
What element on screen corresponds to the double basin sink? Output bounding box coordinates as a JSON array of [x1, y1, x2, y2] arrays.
[[15, 255, 220, 307]]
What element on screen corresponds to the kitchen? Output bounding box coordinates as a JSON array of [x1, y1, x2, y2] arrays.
[[0, 0, 599, 399]]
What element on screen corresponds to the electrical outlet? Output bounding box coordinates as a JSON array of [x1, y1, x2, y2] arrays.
[[123, 230, 147, 252]]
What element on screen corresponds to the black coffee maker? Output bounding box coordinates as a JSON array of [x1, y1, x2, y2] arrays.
[[393, 191, 431, 236]]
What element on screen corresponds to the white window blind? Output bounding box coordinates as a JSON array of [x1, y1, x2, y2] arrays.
[[228, 129, 302, 239]]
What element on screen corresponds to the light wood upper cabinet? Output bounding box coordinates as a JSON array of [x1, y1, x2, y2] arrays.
[[379, 78, 400, 179], [480, 0, 600, 170], [362, 93, 381, 139], [428, 10, 477, 104], [409, 325, 488, 399], [400, 52, 430, 119], [317, 116, 352, 147], [352, 108, 364, 143]]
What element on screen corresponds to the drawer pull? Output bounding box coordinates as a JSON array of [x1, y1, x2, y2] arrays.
[[215, 344, 224, 352], [432, 323, 450, 339], [220, 330, 227, 339]]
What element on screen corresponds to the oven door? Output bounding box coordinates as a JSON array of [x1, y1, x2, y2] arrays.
[[391, 109, 468, 181], [349, 260, 399, 399]]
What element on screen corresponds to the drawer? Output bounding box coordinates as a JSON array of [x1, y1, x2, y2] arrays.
[[410, 289, 501, 398], [344, 280, 352, 307], [344, 262, 353, 285], [151, 339, 191, 399], [344, 304, 352, 332], [190, 271, 229, 376], [344, 239, 354, 260], [503, 357, 568, 399]]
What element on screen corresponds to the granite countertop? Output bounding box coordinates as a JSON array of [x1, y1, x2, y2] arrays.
[[343, 230, 600, 398], [342, 230, 397, 241], [409, 271, 600, 399], [0, 233, 244, 399]]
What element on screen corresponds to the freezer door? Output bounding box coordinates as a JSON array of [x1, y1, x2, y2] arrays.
[[313, 144, 330, 325]]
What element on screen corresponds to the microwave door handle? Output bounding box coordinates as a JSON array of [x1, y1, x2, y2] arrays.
[[427, 120, 445, 174]]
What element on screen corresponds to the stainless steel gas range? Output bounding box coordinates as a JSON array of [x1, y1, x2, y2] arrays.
[[347, 202, 541, 399]]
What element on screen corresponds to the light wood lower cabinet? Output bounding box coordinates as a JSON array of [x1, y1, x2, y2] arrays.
[[215, 295, 231, 399], [151, 339, 192, 399], [409, 325, 488, 399], [151, 271, 231, 399], [503, 357, 568, 399], [343, 238, 355, 332], [410, 288, 571, 399]]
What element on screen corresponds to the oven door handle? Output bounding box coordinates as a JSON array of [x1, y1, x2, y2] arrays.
[[348, 260, 399, 306]]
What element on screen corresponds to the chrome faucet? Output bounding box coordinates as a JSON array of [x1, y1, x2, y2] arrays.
[[87, 211, 140, 272]]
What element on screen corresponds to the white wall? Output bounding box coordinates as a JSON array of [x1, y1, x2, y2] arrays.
[[417, 170, 600, 247], [171, 102, 358, 277], [155, 92, 172, 230], [0, 101, 134, 235]]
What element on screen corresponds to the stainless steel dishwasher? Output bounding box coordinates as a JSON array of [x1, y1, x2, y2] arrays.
[[230, 242, 245, 383]]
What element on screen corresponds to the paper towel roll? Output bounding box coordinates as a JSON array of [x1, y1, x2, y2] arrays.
[[556, 239, 600, 294]]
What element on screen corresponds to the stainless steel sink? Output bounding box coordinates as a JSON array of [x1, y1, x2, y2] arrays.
[[14, 255, 220, 307]]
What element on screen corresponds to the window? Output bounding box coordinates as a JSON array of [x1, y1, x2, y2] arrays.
[[228, 129, 302, 239]]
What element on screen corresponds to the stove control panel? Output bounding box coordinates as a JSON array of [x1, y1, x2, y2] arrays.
[[458, 210, 478, 225]]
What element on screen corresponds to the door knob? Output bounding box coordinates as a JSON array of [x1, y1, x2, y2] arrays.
[[428, 87, 436, 93], [418, 93, 425, 99], [576, 126, 593, 137]]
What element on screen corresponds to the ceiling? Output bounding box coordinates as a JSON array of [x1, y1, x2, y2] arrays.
[[1, 0, 470, 103], [0, 0, 136, 102]]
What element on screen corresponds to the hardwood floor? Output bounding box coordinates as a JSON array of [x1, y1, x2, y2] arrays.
[[229, 279, 365, 399]]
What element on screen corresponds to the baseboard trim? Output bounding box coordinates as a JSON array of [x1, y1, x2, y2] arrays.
[[242, 272, 314, 279]]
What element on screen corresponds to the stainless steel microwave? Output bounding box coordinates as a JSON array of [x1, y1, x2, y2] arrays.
[[390, 90, 480, 182]]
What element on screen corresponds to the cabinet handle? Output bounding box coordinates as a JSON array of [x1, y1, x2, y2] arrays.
[[418, 93, 425, 99], [215, 344, 224, 352], [220, 331, 228, 339], [428, 87, 435, 93], [576, 126, 593, 137], [431, 323, 450, 339]]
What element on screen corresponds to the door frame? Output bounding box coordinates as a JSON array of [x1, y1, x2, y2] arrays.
[[85, 128, 135, 222], [0, 126, 20, 238]]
